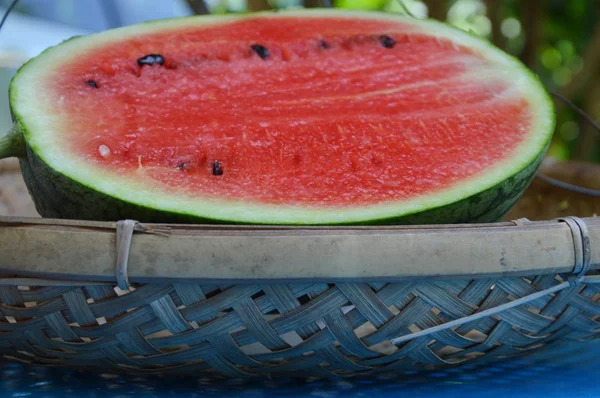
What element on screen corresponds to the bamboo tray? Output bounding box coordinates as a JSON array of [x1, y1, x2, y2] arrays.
[[0, 157, 599, 378]]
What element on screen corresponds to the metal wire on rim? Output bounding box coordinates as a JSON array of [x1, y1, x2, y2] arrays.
[[390, 215, 597, 347]]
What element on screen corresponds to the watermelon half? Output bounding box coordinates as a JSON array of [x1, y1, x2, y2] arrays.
[[3, 10, 554, 225]]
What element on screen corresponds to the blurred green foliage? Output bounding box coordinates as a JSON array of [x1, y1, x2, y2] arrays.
[[210, 0, 600, 163]]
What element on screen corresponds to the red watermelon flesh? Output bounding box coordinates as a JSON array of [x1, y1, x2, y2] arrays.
[[53, 16, 529, 207], [7, 11, 554, 224]]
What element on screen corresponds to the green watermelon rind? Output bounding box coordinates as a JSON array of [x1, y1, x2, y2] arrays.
[[8, 9, 555, 225], [16, 139, 547, 225]]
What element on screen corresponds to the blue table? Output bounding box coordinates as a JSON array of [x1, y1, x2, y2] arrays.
[[1, 338, 598, 397]]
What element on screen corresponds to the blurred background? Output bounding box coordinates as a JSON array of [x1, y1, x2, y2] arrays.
[[1, 0, 599, 220]]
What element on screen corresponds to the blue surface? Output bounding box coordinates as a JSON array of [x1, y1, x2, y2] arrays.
[[0, 339, 598, 398]]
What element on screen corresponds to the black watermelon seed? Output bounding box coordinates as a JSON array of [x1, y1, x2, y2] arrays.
[[379, 35, 396, 49], [251, 44, 269, 60], [86, 79, 99, 88], [137, 54, 165, 66], [212, 161, 223, 176], [177, 162, 188, 170], [319, 39, 330, 49]]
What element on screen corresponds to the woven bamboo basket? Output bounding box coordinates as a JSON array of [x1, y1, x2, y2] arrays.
[[0, 156, 599, 378]]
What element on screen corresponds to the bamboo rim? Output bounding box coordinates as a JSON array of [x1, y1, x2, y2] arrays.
[[0, 215, 597, 285]]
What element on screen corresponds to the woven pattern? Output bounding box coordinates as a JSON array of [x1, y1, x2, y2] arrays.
[[0, 276, 598, 377]]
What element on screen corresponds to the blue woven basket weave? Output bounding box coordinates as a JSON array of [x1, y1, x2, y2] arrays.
[[0, 215, 598, 378]]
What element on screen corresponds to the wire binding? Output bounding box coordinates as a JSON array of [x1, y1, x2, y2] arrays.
[[391, 216, 595, 346], [114, 220, 171, 290], [115, 220, 137, 290]]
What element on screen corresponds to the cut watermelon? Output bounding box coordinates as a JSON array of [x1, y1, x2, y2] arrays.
[[3, 10, 554, 225]]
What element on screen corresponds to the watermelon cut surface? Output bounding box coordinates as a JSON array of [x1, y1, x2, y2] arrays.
[[5, 10, 554, 225]]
